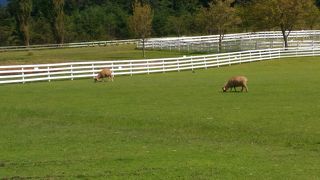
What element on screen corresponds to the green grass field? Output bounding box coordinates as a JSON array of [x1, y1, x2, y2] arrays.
[[0, 44, 201, 65], [1, 57, 320, 179]]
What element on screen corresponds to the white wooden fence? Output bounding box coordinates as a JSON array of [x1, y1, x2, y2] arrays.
[[1, 46, 320, 85], [141, 30, 320, 52], [0, 39, 139, 52], [1, 30, 320, 52], [143, 30, 320, 46]]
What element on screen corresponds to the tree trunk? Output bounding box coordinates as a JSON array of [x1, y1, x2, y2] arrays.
[[281, 28, 288, 48], [218, 33, 223, 53], [52, 0, 65, 44], [22, 24, 30, 46]]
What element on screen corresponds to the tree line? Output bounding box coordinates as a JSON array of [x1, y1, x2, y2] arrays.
[[0, 0, 319, 47]]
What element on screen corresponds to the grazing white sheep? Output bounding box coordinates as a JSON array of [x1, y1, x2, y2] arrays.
[[94, 68, 114, 82], [222, 76, 248, 92]]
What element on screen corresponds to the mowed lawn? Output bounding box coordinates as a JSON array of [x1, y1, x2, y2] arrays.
[[1, 57, 320, 179], [0, 44, 200, 65]]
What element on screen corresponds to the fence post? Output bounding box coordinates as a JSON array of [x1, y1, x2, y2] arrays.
[[279, 49, 281, 59], [228, 54, 231, 66], [130, 62, 133, 76], [147, 61, 150, 74], [47, 66, 51, 82], [22, 67, 25, 84], [92, 64, 95, 79], [217, 56, 220, 67], [162, 60, 165, 73], [111, 62, 114, 76], [259, 51, 262, 60], [191, 58, 194, 71], [204, 57, 207, 69], [313, 46, 315, 56], [177, 58, 180, 72], [269, 49, 272, 59], [71, 65, 74, 80]]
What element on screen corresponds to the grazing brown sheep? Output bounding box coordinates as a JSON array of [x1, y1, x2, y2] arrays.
[[94, 68, 114, 82], [222, 76, 248, 92]]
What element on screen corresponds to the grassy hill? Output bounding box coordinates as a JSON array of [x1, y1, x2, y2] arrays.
[[1, 57, 320, 179]]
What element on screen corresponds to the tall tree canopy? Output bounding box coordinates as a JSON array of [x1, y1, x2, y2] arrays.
[[251, 0, 317, 47], [8, 0, 32, 46], [128, 0, 153, 58], [1, 0, 319, 46], [197, 0, 239, 52], [52, 0, 65, 44]]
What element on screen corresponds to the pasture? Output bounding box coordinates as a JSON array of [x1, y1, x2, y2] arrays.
[[1, 57, 320, 179], [0, 44, 201, 65]]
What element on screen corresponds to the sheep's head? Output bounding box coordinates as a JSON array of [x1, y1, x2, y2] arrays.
[[222, 86, 227, 92]]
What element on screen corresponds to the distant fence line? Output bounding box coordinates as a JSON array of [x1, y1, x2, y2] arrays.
[[1, 30, 320, 52], [140, 30, 320, 53], [0, 39, 139, 52], [1, 46, 320, 85]]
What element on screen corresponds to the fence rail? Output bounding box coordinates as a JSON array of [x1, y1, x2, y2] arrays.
[[0, 39, 139, 52], [1, 46, 320, 85], [141, 30, 320, 52], [1, 30, 320, 52]]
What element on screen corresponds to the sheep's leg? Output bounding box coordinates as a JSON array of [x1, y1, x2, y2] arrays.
[[234, 86, 237, 92], [244, 85, 248, 92]]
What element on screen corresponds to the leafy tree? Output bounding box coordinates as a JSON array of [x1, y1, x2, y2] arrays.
[[30, 15, 54, 44], [71, 6, 108, 41], [171, 0, 200, 13], [128, 0, 153, 58], [197, 0, 239, 52], [103, 2, 130, 39], [251, 0, 316, 48], [2, 0, 320, 46], [304, 1, 320, 30], [236, 1, 254, 32], [67, 3, 130, 42], [0, 6, 15, 45], [8, 0, 32, 46], [148, 0, 172, 37], [31, 0, 64, 44], [152, 11, 169, 37], [166, 14, 191, 36], [52, 0, 65, 44]]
